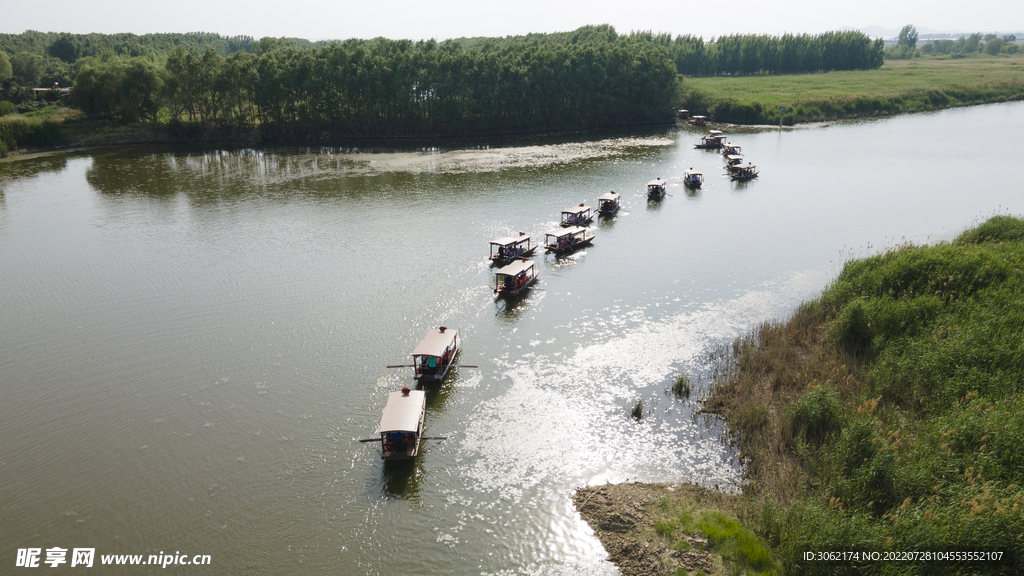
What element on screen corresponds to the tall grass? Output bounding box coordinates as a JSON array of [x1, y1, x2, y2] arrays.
[[708, 216, 1024, 574], [0, 118, 64, 155]]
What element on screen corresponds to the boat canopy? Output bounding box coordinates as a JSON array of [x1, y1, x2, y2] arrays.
[[647, 178, 666, 187], [736, 163, 757, 170], [562, 205, 592, 216], [598, 191, 619, 202], [378, 389, 425, 433], [411, 327, 458, 358], [490, 235, 530, 247], [496, 259, 535, 277], [547, 225, 588, 239], [685, 170, 703, 176], [692, 115, 706, 119], [727, 155, 744, 162], [708, 130, 724, 136]]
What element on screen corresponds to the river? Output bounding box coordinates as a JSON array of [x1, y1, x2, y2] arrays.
[[1, 102, 1022, 574]]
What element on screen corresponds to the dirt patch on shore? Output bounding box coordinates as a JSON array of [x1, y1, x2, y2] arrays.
[[574, 482, 740, 576]]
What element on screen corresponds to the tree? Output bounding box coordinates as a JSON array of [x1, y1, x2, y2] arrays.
[[0, 51, 13, 81], [897, 25, 918, 49], [11, 52, 44, 86], [985, 38, 1004, 55]]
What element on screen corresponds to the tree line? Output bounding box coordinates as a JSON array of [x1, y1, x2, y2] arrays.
[[68, 33, 681, 137], [4, 26, 893, 139], [665, 31, 884, 76]]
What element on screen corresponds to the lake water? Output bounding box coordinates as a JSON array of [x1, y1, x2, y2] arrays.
[[2, 102, 1022, 574]]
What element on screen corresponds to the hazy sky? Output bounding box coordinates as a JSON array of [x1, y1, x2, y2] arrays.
[[3, 0, 1022, 41]]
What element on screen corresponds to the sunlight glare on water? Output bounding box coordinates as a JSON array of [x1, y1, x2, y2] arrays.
[[1, 102, 1022, 575]]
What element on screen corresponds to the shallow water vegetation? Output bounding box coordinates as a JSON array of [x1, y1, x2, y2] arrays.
[[631, 399, 644, 421], [705, 215, 1024, 574], [673, 373, 692, 398]]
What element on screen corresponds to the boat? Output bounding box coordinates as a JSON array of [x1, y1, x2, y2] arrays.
[[722, 142, 742, 156], [494, 258, 538, 297], [683, 169, 704, 188], [647, 178, 667, 200], [731, 163, 759, 181], [411, 326, 460, 382], [375, 387, 426, 462], [597, 191, 621, 215], [544, 226, 595, 254], [725, 155, 744, 169], [691, 115, 707, 126], [489, 232, 535, 265], [560, 204, 593, 227], [677, 109, 689, 120], [694, 134, 724, 150]]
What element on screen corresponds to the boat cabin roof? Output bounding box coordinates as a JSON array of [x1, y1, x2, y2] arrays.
[[727, 155, 744, 161], [412, 327, 458, 357], [685, 170, 703, 176], [692, 115, 706, 119], [378, 389, 425, 433], [708, 130, 724, 136], [647, 178, 667, 187], [490, 234, 530, 247], [598, 191, 619, 201], [736, 163, 757, 169], [546, 226, 588, 239], [562, 205, 592, 215], [496, 259, 535, 277]]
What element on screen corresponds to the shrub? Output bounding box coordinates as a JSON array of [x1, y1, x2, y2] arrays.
[[789, 386, 842, 445], [0, 101, 15, 117]]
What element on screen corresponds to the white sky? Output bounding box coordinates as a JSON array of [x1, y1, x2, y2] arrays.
[[3, 0, 1022, 42]]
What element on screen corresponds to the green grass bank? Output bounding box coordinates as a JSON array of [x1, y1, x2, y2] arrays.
[[704, 215, 1024, 575], [682, 54, 1024, 124]]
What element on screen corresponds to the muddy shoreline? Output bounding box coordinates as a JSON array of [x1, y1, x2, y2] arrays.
[[573, 482, 740, 576]]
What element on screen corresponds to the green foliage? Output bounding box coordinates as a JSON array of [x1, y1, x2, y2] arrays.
[[955, 214, 1024, 244], [929, 33, 984, 55], [0, 117, 63, 154], [71, 57, 163, 123], [789, 386, 843, 445], [985, 38, 1005, 56], [672, 373, 691, 398], [685, 54, 1024, 124], [898, 25, 919, 49], [668, 31, 883, 77], [0, 51, 12, 80], [631, 399, 644, 421], [698, 511, 779, 574], [11, 52, 44, 86], [755, 217, 1024, 575], [0, 101, 14, 117]]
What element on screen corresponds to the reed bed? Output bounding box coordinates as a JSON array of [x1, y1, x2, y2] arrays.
[[705, 215, 1024, 574]]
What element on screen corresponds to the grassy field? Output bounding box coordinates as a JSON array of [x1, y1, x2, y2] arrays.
[[705, 216, 1024, 575], [683, 54, 1024, 124]]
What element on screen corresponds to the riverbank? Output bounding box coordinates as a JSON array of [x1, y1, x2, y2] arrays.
[[576, 216, 1024, 575], [4, 53, 1022, 157], [574, 482, 782, 576], [683, 54, 1024, 124]]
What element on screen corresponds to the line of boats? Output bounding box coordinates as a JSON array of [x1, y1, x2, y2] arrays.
[[364, 178, 677, 463], [365, 325, 467, 462], [692, 127, 760, 182]]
